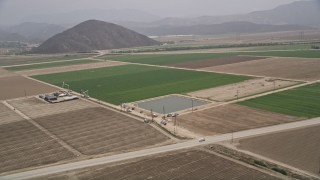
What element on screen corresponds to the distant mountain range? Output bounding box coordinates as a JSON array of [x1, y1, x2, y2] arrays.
[[0, 23, 66, 43], [0, 0, 319, 44], [123, 0, 320, 35], [130, 0, 320, 28], [133, 22, 314, 36], [32, 20, 160, 54], [0, 29, 28, 42], [6, 23, 66, 43], [22, 9, 161, 25]]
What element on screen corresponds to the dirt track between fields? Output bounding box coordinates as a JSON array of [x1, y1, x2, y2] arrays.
[[178, 104, 303, 136], [0, 76, 58, 100], [203, 57, 320, 81], [188, 78, 299, 102], [0, 103, 24, 125], [7, 97, 97, 119], [170, 56, 268, 69], [33, 107, 170, 156], [0, 120, 75, 174], [0, 68, 16, 78], [17, 61, 127, 76], [239, 125, 320, 175], [32, 149, 282, 180]]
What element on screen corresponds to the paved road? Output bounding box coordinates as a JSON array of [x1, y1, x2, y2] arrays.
[[2, 117, 320, 180]]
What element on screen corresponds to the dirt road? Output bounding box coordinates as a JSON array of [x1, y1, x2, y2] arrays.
[[2, 117, 320, 180]]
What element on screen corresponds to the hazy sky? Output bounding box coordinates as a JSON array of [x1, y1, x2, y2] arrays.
[[0, 0, 301, 25]]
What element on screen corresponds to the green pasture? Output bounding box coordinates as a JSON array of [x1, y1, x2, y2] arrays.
[[32, 64, 251, 105], [101, 50, 320, 66], [239, 83, 320, 118]]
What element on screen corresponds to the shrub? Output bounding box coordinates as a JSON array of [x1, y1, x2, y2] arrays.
[[254, 160, 267, 167], [272, 167, 288, 176]]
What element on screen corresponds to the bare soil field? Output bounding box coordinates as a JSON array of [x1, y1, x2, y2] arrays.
[[188, 78, 299, 102], [170, 56, 268, 69], [0, 76, 58, 100], [8, 97, 97, 119], [33, 107, 169, 155], [17, 61, 127, 76], [0, 68, 16, 78], [0, 120, 75, 174], [178, 104, 303, 136], [204, 57, 320, 81], [32, 150, 282, 180], [238, 125, 320, 175], [0, 103, 24, 125]]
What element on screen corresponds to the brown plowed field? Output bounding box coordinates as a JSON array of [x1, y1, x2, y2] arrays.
[[35, 150, 282, 180], [170, 56, 268, 69], [18, 61, 127, 76], [204, 57, 320, 81], [0, 68, 16, 78], [188, 78, 298, 102], [8, 97, 97, 118], [0, 120, 75, 174], [0, 103, 24, 125], [33, 107, 169, 155], [178, 104, 303, 136], [239, 125, 320, 175], [0, 76, 58, 100]]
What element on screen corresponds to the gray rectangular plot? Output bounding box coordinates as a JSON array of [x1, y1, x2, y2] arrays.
[[137, 95, 209, 114]]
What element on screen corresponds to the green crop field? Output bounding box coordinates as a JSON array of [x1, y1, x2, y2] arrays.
[[32, 64, 251, 105], [239, 83, 320, 118], [5, 59, 100, 71], [244, 43, 320, 51], [99, 53, 234, 65], [101, 50, 320, 66]]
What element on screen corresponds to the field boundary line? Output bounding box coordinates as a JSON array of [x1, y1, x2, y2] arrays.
[[2, 57, 96, 68], [2, 101, 83, 157], [221, 144, 320, 179], [2, 117, 320, 180], [199, 148, 288, 180], [15, 61, 128, 76], [94, 58, 308, 83], [21, 75, 179, 142], [79, 97, 180, 142], [179, 80, 319, 116]]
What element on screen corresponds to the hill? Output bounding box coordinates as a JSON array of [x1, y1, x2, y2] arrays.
[[22, 9, 160, 25], [130, 0, 320, 29], [6, 22, 66, 43], [32, 20, 160, 54], [0, 29, 28, 42], [249, 0, 320, 26], [135, 21, 314, 36]]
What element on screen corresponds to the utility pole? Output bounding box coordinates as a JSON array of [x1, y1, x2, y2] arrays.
[[318, 157, 320, 174], [192, 99, 194, 112], [231, 131, 234, 144], [273, 81, 276, 91], [163, 106, 165, 119], [236, 89, 239, 101], [151, 109, 154, 122], [174, 115, 179, 135], [300, 31, 304, 41]]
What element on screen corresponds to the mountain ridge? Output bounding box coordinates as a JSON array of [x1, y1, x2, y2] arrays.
[[32, 20, 160, 54]]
